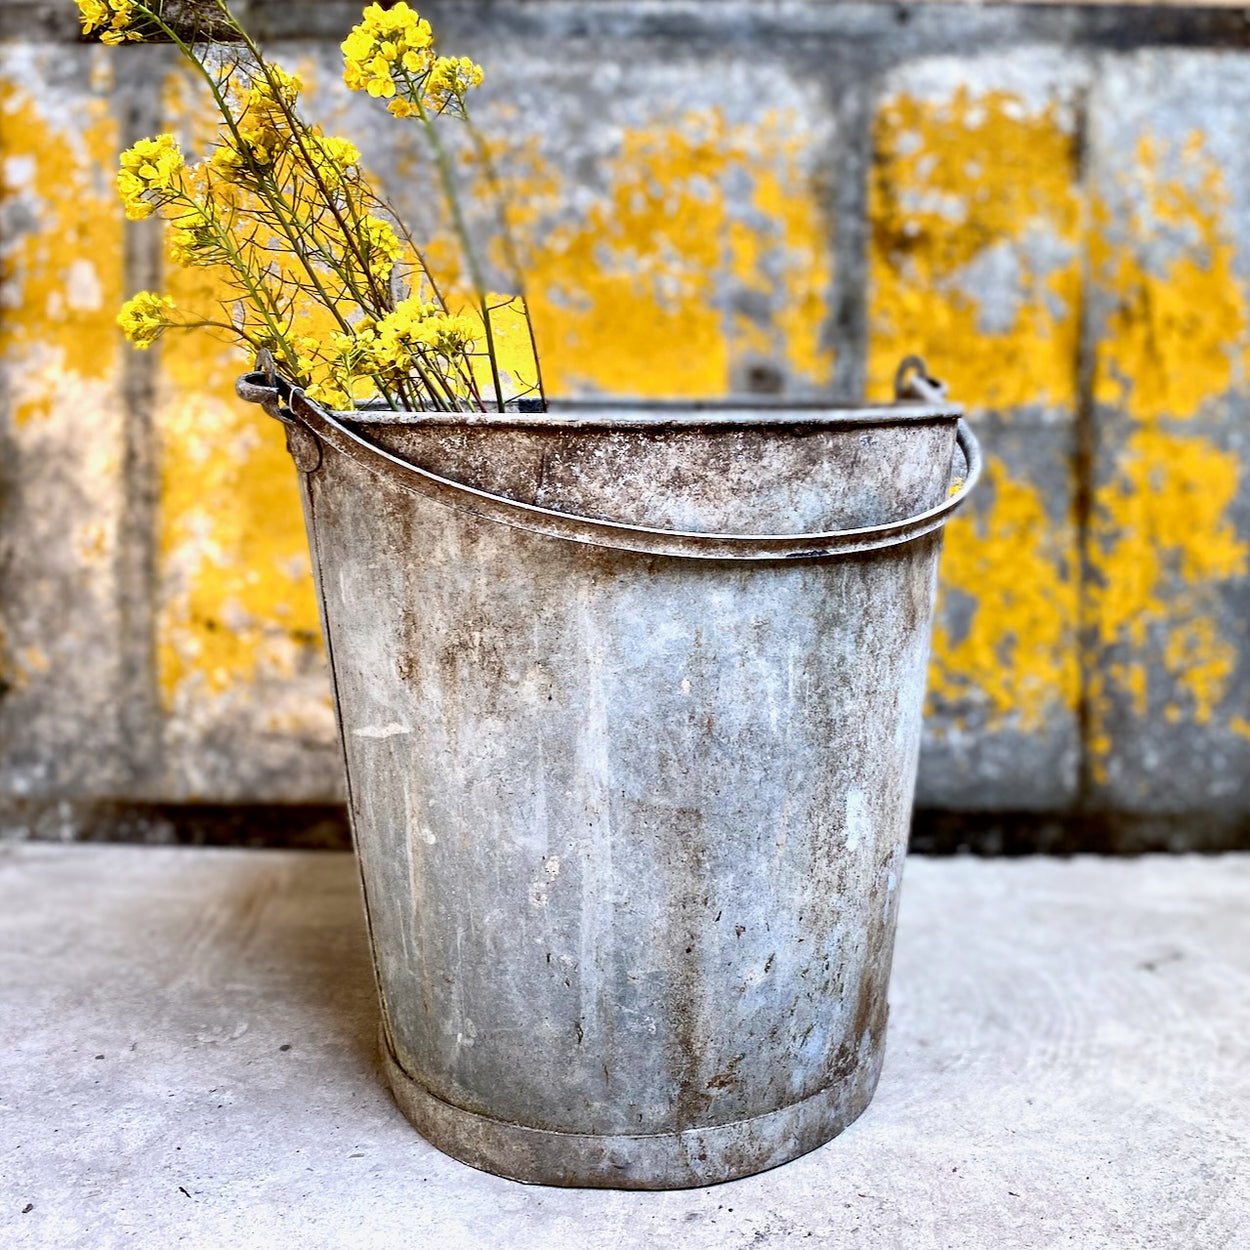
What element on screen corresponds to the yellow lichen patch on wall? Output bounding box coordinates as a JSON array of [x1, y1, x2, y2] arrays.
[[868, 84, 1081, 734], [0, 61, 123, 426], [926, 462, 1079, 734], [868, 87, 1082, 409], [729, 151, 833, 389], [156, 270, 322, 705], [1088, 130, 1249, 773], [503, 110, 833, 398], [1088, 426, 1247, 775], [1093, 134, 1247, 422]]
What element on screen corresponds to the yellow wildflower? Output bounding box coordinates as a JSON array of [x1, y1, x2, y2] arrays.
[[208, 142, 243, 180], [246, 64, 303, 115], [327, 329, 378, 374], [167, 228, 209, 266], [342, 2, 432, 98], [116, 134, 184, 220], [372, 299, 474, 370], [126, 136, 184, 189], [424, 56, 483, 113], [415, 312, 477, 357], [371, 299, 431, 369], [310, 135, 361, 190], [301, 330, 378, 409], [117, 291, 174, 349], [76, 0, 142, 45], [209, 121, 280, 179], [306, 379, 353, 410], [205, 64, 302, 180], [166, 202, 218, 268], [357, 215, 402, 282], [295, 335, 323, 379]]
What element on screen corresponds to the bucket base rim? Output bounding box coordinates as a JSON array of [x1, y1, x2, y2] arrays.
[[380, 1027, 883, 1189]]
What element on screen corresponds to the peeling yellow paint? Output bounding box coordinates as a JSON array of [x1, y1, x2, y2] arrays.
[[732, 147, 833, 389], [1093, 134, 1247, 422], [503, 110, 833, 397], [926, 462, 1079, 733], [7, 48, 1244, 790], [155, 292, 323, 704], [868, 87, 1082, 409], [868, 86, 1082, 732], [0, 59, 123, 426], [1091, 430, 1246, 649], [1088, 131, 1249, 777], [1088, 425, 1247, 765], [872, 91, 1248, 760]]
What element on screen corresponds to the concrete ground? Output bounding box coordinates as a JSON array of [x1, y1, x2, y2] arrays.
[[1, 844, 1246, 1250]]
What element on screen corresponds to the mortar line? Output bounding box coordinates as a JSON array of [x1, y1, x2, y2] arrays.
[[115, 50, 171, 797], [1070, 72, 1099, 832], [828, 76, 872, 402]]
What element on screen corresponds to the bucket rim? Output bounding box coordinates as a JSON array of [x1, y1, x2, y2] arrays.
[[339, 395, 962, 430], [235, 368, 981, 560], [280, 385, 981, 561]]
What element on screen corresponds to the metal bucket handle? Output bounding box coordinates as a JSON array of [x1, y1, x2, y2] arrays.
[[236, 364, 981, 562]]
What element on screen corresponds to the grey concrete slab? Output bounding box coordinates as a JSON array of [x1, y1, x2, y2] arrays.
[[1084, 51, 1250, 817], [916, 409, 1082, 811], [0, 44, 135, 803], [1, 844, 1247, 1248]]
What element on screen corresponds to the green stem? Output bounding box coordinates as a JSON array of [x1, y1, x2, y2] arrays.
[[464, 114, 545, 405], [125, 1, 472, 413], [409, 90, 505, 410], [214, 3, 471, 413], [216, 5, 399, 315]]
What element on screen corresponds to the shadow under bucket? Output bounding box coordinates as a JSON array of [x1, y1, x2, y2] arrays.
[[237, 360, 980, 1189]]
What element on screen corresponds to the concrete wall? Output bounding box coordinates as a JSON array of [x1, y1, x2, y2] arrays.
[[2, 2, 1248, 850]]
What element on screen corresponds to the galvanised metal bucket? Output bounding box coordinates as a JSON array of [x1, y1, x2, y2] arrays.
[[237, 359, 980, 1189]]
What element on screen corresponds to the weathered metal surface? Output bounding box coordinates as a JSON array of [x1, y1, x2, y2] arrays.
[[235, 369, 975, 1187]]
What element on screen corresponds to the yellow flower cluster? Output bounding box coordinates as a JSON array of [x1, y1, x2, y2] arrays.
[[299, 300, 479, 407], [385, 54, 484, 119], [117, 291, 174, 348], [76, 0, 141, 45], [303, 338, 353, 409], [372, 299, 477, 364], [116, 134, 185, 221], [92, 1, 538, 413], [419, 312, 478, 358], [341, 3, 433, 100], [423, 56, 484, 113], [357, 215, 402, 281], [248, 65, 303, 115], [309, 135, 361, 191], [210, 66, 304, 179], [167, 200, 218, 268]]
